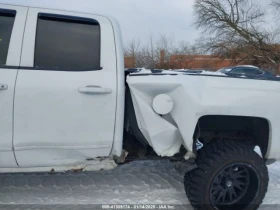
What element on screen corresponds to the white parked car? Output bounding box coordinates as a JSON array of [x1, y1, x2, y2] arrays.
[[0, 3, 280, 210]]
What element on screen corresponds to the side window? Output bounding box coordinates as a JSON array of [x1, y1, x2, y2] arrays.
[[35, 13, 101, 70], [0, 9, 16, 66], [230, 68, 246, 75], [244, 68, 263, 75], [231, 68, 263, 75]]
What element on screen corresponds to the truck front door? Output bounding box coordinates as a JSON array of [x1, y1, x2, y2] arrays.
[[13, 8, 118, 167]]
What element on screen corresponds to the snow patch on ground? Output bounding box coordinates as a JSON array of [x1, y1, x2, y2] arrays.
[[0, 160, 278, 209]]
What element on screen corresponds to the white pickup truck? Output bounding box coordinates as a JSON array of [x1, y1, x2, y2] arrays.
[[1, 3, 280, 210]]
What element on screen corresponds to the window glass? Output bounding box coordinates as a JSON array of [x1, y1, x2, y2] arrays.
[[244, 68, 263, 75], [230, 68, 247, 75], [0, 9, 16, 65], [35, 14, 101, 70], [231, 68, 262, 75]]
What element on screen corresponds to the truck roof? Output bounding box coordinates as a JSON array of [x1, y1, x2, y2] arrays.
[[0, 2, 118, 23]]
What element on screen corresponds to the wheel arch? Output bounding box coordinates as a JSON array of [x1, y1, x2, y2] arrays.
[[193, 115, 271, 158]]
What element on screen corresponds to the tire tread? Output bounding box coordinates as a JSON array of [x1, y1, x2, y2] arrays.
[[184, 140, 269, 210]]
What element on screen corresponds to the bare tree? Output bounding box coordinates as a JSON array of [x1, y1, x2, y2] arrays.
[[124, 38, 140, 58], [144, 34, 158, 69], [272, 0, 280, 14], [155, 35, 176, 69], [125, 34, 179, 69], [124, 38, 141, 68], [172, 41, 199, 69], [194, 0, 280, 73]]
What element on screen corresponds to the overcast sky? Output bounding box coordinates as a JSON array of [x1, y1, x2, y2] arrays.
[[0, 0, 198, 46]]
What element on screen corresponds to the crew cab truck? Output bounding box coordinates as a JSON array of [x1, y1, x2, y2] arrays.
[[0, 3, 279, 210]]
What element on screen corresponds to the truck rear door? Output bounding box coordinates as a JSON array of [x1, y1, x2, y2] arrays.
[[13, 8, 118, 167], [0, 4, 27, 167]]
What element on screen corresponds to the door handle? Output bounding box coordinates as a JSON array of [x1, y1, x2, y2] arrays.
[[78, 85, 112, 95], [0, 84, 8, 90]]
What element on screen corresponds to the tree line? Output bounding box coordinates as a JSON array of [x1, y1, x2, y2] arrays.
[[124, 35, 199, 69], [125, 0, 280, 73]]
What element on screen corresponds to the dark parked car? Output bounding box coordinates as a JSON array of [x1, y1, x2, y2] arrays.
[[217, 65, 275, 77]]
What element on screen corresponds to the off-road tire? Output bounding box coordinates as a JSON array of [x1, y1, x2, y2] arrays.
[[184, 140, 269, 210]]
